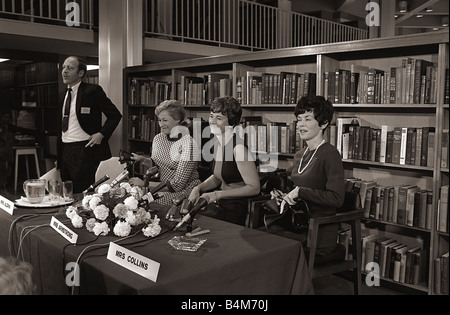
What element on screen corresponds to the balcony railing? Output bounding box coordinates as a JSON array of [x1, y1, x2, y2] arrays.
[[145, 0, 368, 50], [0, 0, 94, 30]]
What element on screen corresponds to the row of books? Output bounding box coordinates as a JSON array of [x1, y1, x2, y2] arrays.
[[345, 178, 433, 229], [0, 69, 15, 87], [241, 117, 306, 155], [178, 74, 233, 106], [361, 235, 428, 286], [433, 252, 449, 295], [238, 71, 317, 105], [128, 78, 172, 106], [333, 116, 449, 168], [15, 61, 59, 85], [128, 114, 160, 141], [20, 85, 59, 108], [326, 59, 442, 104]]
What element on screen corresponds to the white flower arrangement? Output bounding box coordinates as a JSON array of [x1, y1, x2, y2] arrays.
[[66, 183, 161, 238]]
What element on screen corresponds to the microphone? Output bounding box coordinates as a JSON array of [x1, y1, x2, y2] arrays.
[[109, 170, 129, 188], [143, 166, 159, 187], [173, 198, 208, 231], [83, 175, 110, 194]]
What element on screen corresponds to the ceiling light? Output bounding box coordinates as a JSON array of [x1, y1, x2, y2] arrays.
[[426, 7, 433, 13], [442, 16, 449, 27], [87, 65, 99, 71], [0, 58, 10, 63], [433, 27, 439, 31], [399, 1, 408, 13], [416, 14, 423, 18]]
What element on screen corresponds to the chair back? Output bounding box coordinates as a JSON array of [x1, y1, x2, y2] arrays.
[[95, 157, 126, 185]]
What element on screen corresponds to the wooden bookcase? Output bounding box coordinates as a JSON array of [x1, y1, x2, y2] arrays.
[[123, 30, 449, 294]]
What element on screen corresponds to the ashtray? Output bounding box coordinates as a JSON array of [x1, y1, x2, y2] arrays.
[[168, 236, 206, 252]]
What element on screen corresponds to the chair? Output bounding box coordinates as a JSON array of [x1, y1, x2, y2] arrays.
[[248, 184, 364, 295], [305, 203, 364, 295], [95, 157, 127, 185]]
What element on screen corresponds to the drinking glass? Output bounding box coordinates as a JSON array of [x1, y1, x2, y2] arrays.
[[48, 180, 61, 205], [63, 180, 73, 201]]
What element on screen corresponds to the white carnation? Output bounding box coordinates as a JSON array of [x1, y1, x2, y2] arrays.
[[93, 222, 110, 236], [71, 214, 83, 228], [113, 220, 132, 237], [124, 196, 139, 210], [97, 184, 111, 194], [89, 196, 102, 210], [93, 204, 110, 221]]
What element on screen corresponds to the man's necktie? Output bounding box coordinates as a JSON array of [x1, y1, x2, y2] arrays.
[[62, 87, 72, 132]]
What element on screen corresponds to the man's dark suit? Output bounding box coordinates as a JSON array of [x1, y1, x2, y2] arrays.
[[57, 81, 122, 192]]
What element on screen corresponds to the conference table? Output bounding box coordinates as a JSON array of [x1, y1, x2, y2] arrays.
[[0, 197, 314, 295]]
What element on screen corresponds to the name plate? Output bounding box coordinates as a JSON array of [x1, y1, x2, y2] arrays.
[[50, 216, 78, 244], [107, 242, 160, 282], [0, 195, 15, 215]]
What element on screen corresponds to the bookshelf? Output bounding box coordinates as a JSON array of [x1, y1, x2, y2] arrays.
[[12, 61, 60, 159], [123, 30, 449, 294]]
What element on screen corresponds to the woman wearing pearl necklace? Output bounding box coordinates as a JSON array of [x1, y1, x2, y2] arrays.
[[283, 95, 345, 256]]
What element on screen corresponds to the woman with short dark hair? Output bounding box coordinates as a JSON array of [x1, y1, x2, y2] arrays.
[[188, 96, 260, 226]]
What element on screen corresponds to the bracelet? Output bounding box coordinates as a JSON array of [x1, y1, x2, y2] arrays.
[[214, 191, 218, 203]]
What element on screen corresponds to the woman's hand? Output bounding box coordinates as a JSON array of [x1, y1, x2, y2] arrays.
[[131, 153, 146, 162], [188, 186, 201, 204], [200, 192, 217, 204], [284, 186, 300, 205], [128, 177, 144, 187]]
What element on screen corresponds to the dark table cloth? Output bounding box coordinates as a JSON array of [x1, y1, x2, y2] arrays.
[[0, 203, 313, 295]]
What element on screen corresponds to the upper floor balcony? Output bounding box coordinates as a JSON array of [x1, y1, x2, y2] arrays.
[[1, 0, 368, 58]]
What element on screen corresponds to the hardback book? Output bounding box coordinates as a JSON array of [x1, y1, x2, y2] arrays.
[[404, 246, 421, 284], [438, 185, 449, 233], [381, 186, 393, 222], [399, 127, 408, 165], [364, 237, 378, 272], [391, 127, 402, 164], [441, 252, 449, 295], [442, 129, 449, 168], [434, 257, 441, 294], [373, 237, 392, 266], [412, 248, 428, 285], [385, 130, 394, 163], [413, 59, 434, 104], [426, 190, 433, 230], [406, 186, 420, 227], [417, 190, 429, 229], [397, 185, 418, 225], [427, 129, 435, 167], [392, 245, 408, 282], [384, 241, 400, 278], [420, 127, 435, 167], [415, 127, 423, 166], [335, 116, 360, 157], [378, 238, 397, 277], [361, 234, 378, 270]]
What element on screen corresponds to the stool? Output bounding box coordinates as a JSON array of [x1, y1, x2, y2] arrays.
[[14, 146, 41, 193]]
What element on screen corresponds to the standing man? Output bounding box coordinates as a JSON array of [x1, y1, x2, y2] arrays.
[[57, 56, 122, 193]]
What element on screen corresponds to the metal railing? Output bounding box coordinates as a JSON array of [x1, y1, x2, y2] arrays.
[[0, 0, 94, 30], [145, 0, 368, 50]]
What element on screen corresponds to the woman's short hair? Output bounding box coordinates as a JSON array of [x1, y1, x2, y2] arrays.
[[155, 100, 190, 127], [0, 256, 34, 295], [294, 95, 334, 131], [210, 96, 242, 127]]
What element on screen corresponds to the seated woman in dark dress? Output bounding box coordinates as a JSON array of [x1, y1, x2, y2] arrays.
[[282, 95, 345, 256], [188, 96, 260, 226]]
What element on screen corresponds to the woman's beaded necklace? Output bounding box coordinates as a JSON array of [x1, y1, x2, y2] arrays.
[[297, 140, 326, 174]]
